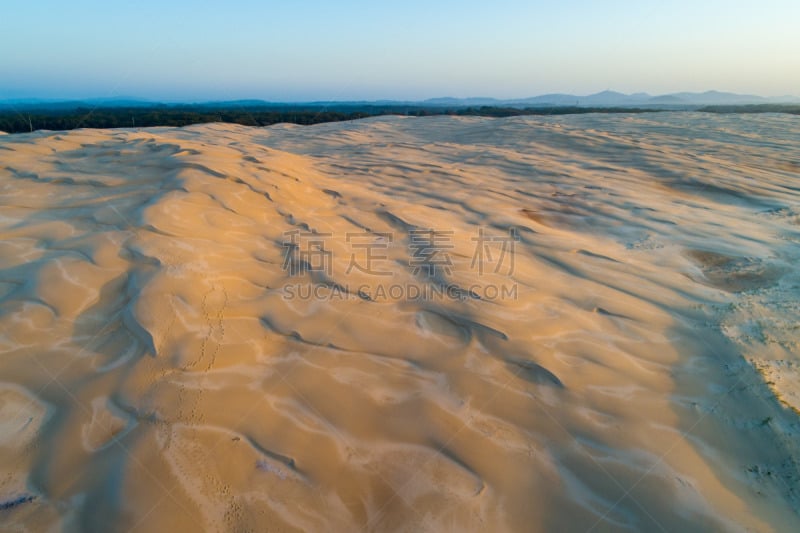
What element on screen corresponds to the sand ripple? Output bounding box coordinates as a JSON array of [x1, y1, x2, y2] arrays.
[[1, 114, 799, 531]]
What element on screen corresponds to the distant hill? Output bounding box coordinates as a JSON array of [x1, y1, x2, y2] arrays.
[[2, 90, 798, 112], [417, 90, 800, 108], [423, 96, 502, 106], [664, 91, 766, 105], [530, 91, 790, 107]]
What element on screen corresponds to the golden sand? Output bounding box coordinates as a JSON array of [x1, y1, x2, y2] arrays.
[[0, 114, 798, 531]]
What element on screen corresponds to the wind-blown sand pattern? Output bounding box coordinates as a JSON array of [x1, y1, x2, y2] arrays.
[[1, 113, 799, 531]]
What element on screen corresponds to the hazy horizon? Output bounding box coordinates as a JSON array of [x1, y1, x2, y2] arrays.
[[2, 0, 799, 102], [3, 88, 800, 105]]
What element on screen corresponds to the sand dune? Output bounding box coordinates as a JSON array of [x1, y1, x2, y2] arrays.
[[0, 113, 799, 531]]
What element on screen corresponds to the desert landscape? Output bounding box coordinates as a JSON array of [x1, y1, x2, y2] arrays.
[[1, 112, 799, 531]]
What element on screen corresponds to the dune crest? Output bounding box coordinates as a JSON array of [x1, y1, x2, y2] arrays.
[[1, 114, 799, 531]]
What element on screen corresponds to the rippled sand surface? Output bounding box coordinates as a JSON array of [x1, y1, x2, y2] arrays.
[[1, 113, 799, 531]]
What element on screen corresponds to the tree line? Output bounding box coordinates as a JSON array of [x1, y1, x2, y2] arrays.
[[1, 104, 795, 134]]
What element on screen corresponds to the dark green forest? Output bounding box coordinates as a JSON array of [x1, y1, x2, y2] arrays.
[[0, 104, 797, 134], [0, 105, 657, 134]]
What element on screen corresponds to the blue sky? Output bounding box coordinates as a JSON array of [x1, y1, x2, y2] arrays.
[[2, 0, 798, 101]]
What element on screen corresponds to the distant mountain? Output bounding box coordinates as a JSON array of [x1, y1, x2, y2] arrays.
[[423, 96, 502, 106], [647, 94, 685, 104], [515, 94, 582, 106], [0, 97, 154, 111], [84, 96, 154, 106], [660, 91, 765, 105], [418, 90, 800, 108], [584, 90, 648, 105], [2, 91, 799, 112]]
